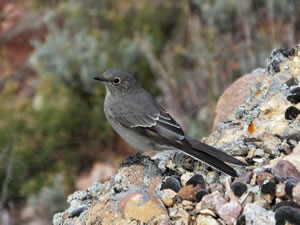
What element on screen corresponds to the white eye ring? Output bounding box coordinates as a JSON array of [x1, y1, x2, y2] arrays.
[[113, 77, 121, 84]]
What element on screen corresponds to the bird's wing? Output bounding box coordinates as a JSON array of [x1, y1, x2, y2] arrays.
[[114, 110, 185, 141]]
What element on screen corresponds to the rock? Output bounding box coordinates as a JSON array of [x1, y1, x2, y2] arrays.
[[285, 178, 298, 198], [206, 171, 217, 184], [275, 183, 286, 198], [274, 160, 300, 180], [217, 200, 242, 225], [198, 209, 216, 217], [254, 148, 265, 157], [253, 194, 270, 209], [169, 208, 190, 225], [256, 172, 274, 185], [195, 190, 209, 202], [275, 206, 300, 225], [283, 143, 300, 172], [261, 181, 276, 196], [186, 174, 206, 189], [231, 182, 247, 197], [161, 176, 182, 193], [180, 172, 195, 186], [234, 171, 253, 184], [196, 216, 220, 225], [250, 173, 257, 185], [120, 192, 169, 224], [293, 182, 300, 204], [211, 70, 267, 131], [161, 189, 177, 207], [209, 183, 225, 196], [243, 203, 276, 225], [197, 191, 227, 212], [178, 184, 201, 201]]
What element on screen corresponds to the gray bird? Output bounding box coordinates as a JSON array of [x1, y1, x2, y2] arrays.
[[94, 68, 247, 177]]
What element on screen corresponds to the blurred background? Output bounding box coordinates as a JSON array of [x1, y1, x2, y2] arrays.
[[0, 0, 299, 224]]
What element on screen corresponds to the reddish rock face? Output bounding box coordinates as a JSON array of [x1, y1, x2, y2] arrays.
[[0, 1, 45, 79], [211, 70, 268, 131]]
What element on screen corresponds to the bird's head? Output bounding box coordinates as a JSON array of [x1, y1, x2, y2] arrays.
[[94, 68, 139, 95]]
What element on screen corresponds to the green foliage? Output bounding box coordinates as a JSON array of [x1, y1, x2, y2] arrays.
[[0, 77, 113, 200]]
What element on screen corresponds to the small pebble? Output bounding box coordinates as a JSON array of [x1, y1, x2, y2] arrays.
[[256, 172, 273, 185], [198, 209, 216, 217], [234, 171, 253, 184], [275, 183, 286, 198], [261, 181, 276, 196], [217, 200, 242, 225], [285, 178, 297, 198], [178, 184, 201, 201], [161, 176, 182, 192], [197, 191, 227, 212], [195, 190, 209, 202], [255, 148, 265, 157], [275, 206, 300, 225], [180, 172, 195, 186], [186, 174, 206, 189], [231, 182, 247, 197], [206, 171, 217, 184], [161, 189, 177, 207]]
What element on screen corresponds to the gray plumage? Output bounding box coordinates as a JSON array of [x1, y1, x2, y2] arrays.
[[94, 68, 247, 177]]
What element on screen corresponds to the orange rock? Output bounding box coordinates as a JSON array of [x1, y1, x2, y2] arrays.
[[178, 184, 201, 201]]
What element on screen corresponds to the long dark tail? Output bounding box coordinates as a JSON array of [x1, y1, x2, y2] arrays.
[[143, 130, 246, 177], [180, 144, 239, 177], [186, 136, 248, 166]]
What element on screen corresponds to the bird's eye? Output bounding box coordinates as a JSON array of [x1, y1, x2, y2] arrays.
[[113, 77, 121, 84]]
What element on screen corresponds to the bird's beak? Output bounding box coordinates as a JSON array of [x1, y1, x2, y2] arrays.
[[94, 75, 107, 82]]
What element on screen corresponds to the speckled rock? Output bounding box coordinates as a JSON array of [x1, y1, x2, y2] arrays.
[[197, 191, 227, 212], [217, 200, 242, 225], [243, 203, 276, 225]]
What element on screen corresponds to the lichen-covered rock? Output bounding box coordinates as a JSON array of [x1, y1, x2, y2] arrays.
[[243, 203, 276, 225]]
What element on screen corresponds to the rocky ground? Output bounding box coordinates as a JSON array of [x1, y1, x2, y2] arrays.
[[53, 45, 300, 225]]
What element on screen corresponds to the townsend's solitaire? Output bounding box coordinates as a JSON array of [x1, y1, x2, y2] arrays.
[[94, 68, 247, 177]]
